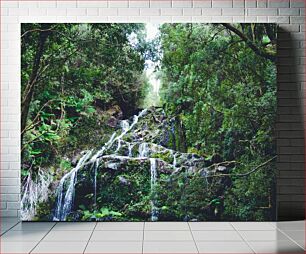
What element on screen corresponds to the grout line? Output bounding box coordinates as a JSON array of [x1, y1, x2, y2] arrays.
[[141, 222, 145, 254], [83, 222, 97, 254], [229, 222, 256, 254], [29, 222, 57, 254], [187, 222, 200, 254], [276, 227, 306, 251], [0, 220, 20, 236]]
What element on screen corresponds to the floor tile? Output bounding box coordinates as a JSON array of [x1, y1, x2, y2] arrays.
[[193, 230, 243, 241], [52, 222, 96, 231], [0, 241, 37, 253], [239, 230, 291, 241], [32, 241, 87, 253], [231, 222, 276, 231], [282, 230, 305, 249], [143, 241, 198, 253], [145, 222, 190, 231], [248, 240, 304, 253], [85, 241, 142, 253], [189, 222, 234, 231], [95, 222, 144, 231], [197, 241, 254, 253], [11, 222, 55, 231], [144, 230, 193, 241], [0, 230, 47, 242], [90, 230, 143, 241], [1, 222, 20, 233], [275, 221, 305, 231], [42, 230, 92, 242]]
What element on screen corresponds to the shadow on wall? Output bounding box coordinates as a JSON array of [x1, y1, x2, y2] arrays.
[[276, 27, 305, 220]]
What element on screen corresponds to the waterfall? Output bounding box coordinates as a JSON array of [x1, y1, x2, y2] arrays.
[[53, 109, 148, 221], [53, 150, 92, 221], [173, 154, 177, 167], [150, 158, 158, 221], [139, 143, 149, 158], [115, 139, 121, 153], [120, 120, 130, 132], [128, 143, 133, 157], [21, 169, 52, 220]]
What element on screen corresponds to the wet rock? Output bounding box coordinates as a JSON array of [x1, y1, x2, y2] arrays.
[[118, 176, 130, 185]]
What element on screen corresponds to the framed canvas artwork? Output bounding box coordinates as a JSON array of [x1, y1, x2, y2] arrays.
[[21, 23, 277, 221]]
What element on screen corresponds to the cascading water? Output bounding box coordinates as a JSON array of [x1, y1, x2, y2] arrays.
[[21, 169, 52, 220], [53, 109, 148, 221], [150, 158, 158, 221], [53, 150, 92, 221], [139, 142, 149, 158], [51, 107, 207, 221]]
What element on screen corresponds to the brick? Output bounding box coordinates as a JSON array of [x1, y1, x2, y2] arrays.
[[268, 0, 290, 8], [47, 8, 66, 16], [0, 171, 19, 178], [7, 202, 20, 210], [161, 8, 183, 16], [245, 0, 256, 7], [2, 1, 18, 8], [247, 8, 278, 15], [172, 0, 192, 7], [118, 8, 140, 16], [29, 8, 48, 16], [127, 0, 149, 7], [232, 0, 244, 7], [290, 16, 305, 24], [173, 16, 193, 22], [0, 194, 19, 203], [108, 0, 128, 8], [192, 16, 212, 22], [140, 8, 160, 16], [8, 8, 29, 16], [67, 8, 87, 16], [77, 1, 107, 8], [0, 210, 18, 217], [150, 16, 172, 22], [290, 0, 305, 8], [99, 8, 118, 16], [19, 1, 38, 8], [278, 8, 300, 15], [211, 16, 233, 22], [212, 0, 233, 7], [56, 1, 77, 8], [183, 8, 202, 16], [268, 16, 290, 23], [39, 1, 57, 8], [86, 8, 99, 16], [128, 16, 150, 22], [193, 0, 212, 7], [202, 8, 222, 15], [150, 0, 172, 8], [222, 8, 245, 15], [257, 0, 267, 7], [1, 202, 7, 210]]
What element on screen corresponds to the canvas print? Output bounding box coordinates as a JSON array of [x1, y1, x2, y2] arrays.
[[21, 23, 277, 221]]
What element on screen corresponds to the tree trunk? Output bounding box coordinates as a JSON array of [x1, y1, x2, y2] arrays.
[[21, 24, 51, 141]]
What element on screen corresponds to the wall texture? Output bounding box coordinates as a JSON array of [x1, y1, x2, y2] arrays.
[[0, 0, 305, 219]]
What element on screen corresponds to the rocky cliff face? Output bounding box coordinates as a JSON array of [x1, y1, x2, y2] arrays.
[[23, 107, 232, 221]]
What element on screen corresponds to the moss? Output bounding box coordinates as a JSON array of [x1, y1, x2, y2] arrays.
[[151, 150, 173, 164]]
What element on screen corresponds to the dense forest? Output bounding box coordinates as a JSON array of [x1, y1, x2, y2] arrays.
[[21, 23, 277, 221]]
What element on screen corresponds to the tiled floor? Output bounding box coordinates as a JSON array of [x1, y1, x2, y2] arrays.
[[0, 218, 304, 253]]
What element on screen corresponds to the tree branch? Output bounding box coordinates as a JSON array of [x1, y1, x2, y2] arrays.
[[221, 23, 276, 62]]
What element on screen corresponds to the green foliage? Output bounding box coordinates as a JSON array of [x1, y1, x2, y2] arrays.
[[159, 23, 276, 220], [21, 23, 151, 175]]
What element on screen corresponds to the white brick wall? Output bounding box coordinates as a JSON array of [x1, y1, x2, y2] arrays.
[[0, 0, 305, 219]]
